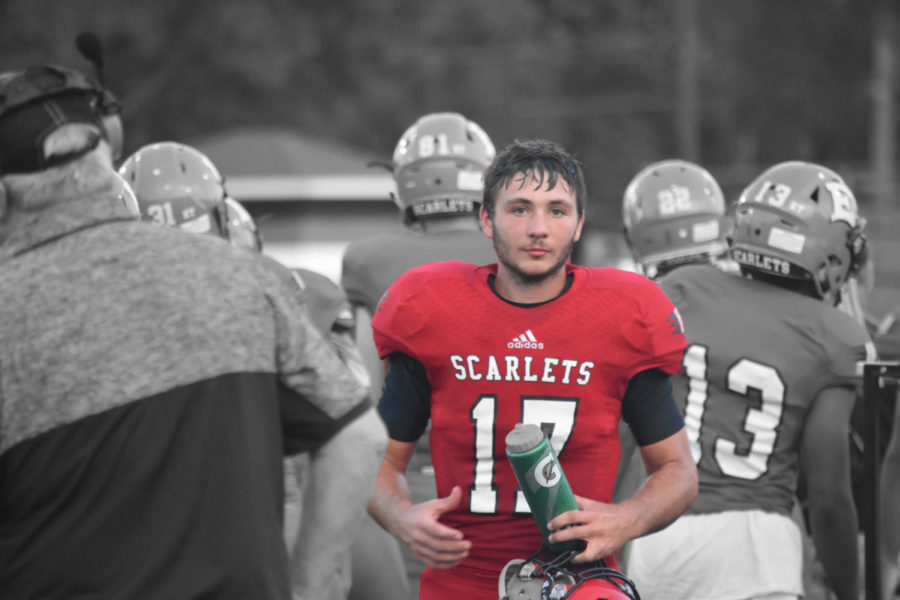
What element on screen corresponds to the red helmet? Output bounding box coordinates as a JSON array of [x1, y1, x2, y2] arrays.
[[730, 161, 867, 305], [499, 548, 640, 600], [222, 196, 262, 252], [622, 159, 726, 279], [391, 112, 495, 226], [119, 142, 228, 238]]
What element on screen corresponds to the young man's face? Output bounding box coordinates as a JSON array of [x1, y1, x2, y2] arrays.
[[480, 171, 584, 286]]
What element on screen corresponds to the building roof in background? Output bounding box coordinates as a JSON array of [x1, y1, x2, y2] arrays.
[[190, 126, 395, 201], [191, 126, 385, 177]]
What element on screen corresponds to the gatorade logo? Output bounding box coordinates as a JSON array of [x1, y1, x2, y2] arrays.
[[533, 454, 562, 488]]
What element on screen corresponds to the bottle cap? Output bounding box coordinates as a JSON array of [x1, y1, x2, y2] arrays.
[[505, 422, 545, 453]]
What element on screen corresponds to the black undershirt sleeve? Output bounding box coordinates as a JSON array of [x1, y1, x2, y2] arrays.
[[377, 352, 432, 442], [621, 367, 684, 446]]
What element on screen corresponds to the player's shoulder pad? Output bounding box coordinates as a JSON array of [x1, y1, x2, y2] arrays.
[[341, 234, 390, 265], [293, 267, 348, 309], [823, 303, 873, 348], [585, 266, 673, 305], [294, 267, 340, 293], [656, 263, 722, 302], [821, 302, 878, 371], [392, 259, 474, 288], [583, 265, 652, 290], [375, 260, 474, 316]]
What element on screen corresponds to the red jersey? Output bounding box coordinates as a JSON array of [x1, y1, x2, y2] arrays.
[[372, 261, 686, 597], [658, 264, 874, 515]]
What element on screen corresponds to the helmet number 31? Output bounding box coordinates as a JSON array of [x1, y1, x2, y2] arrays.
[[146, 202, 178, 226]]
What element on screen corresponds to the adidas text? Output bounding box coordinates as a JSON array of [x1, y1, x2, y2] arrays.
[[507, 340, 544, 350]]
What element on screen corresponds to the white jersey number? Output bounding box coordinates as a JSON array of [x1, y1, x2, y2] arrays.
[[468, 395, 578, 514], [682, 344, 785, 480]]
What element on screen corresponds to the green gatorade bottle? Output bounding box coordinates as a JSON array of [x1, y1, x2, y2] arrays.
[[505, 422, 583, 553]]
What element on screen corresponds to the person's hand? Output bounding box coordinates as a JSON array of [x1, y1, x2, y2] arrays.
[[547, 494, 635, 563], [394, 485, 471, 569]]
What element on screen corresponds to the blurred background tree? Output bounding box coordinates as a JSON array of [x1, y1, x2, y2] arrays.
[[1, 0, 893, 215], [1, 0, 897, 309]]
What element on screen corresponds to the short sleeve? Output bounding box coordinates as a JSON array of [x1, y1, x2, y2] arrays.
[[620, 277, 688, 380], [371, 267, 432, 361]]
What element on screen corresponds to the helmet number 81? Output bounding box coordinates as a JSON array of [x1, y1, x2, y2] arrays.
[[418, 134, 451, 158]]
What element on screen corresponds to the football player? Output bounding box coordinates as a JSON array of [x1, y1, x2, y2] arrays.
[[367, 139, 697, 599], [340, 112, 498, 598], [342, 111, 498, 401], [119, 141, 380, 600], [625, 161, 873, 600], [615, 159, 730, 508]]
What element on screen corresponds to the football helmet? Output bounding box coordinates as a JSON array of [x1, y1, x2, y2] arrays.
[[119, 142, 228, 239], [622, 159, 727, 279], [0, 64, 122, 174], [391, 112, 495, 226], [499, 547, 640, 600], [222, 196, 262, 252], [730, 161, 867, 305]]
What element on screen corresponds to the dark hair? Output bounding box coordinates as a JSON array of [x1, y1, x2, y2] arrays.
[[481, 139, 587, 218]]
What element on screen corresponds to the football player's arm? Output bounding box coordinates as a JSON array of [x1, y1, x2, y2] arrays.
[[270, 268, 387, 599], [366, 353, 472, 569], [326, 300, 371, 393], [353, 304, 385, 404], [548, 369, 697, 562], [289, 406, 387, 600], [800, 385, 859, 600], [612, 421, 643, 504]]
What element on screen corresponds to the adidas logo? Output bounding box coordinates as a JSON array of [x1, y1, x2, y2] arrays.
[[507, 329, 544, 350]]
